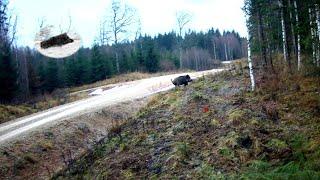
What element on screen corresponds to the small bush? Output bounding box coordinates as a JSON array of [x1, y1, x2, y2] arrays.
[[210, 119, 220, 127], [175, 142, 191, 161], [218, 147, 234, 158], [228, 109, 246, 121], [267, 139, 288, 150], [191, 91, 209, 101]]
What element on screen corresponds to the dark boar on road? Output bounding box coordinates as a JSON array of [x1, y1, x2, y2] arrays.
[[171, 75, 193, 86]]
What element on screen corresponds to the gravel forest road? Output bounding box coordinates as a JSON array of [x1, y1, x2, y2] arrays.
[[0, 68, 225, 144]]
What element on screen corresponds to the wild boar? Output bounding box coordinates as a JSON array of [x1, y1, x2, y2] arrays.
[[40, 33, 74, 49], [171, 75, 193, 86]]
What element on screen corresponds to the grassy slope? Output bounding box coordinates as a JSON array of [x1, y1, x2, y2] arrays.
[[56, 66, 320, 179]]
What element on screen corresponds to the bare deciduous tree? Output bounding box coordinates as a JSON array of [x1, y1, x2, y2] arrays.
[[98, 19, 110, 46], [100, 0, 138, 73], [176, 11, 192, 69], [182, 47, 212, 71], [134, 18, 142, 41], [176, 11, 192, 38]]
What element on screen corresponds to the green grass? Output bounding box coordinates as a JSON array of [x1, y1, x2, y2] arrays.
[[0, 104, 37, 124], [241, 161, 320, 180]]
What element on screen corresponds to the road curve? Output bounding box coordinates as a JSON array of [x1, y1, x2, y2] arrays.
[[0, 69, 225, 144]]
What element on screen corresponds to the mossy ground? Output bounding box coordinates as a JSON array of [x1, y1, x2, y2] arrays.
[[56, 65, 320, 179]]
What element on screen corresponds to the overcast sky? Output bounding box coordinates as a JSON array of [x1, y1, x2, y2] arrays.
[[9, 0, 247, 48]]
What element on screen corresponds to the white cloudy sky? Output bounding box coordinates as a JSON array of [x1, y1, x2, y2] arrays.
[[9, 0, 247, 47]]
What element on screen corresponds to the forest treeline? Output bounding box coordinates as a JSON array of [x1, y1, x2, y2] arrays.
[[244, 0, 320, 82], [0, 0, 247, 103]]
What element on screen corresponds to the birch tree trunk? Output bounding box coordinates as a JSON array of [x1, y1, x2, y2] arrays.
[[246, 16, 255, 91], [316, 4, 320, 66], [109, 0, 137, 73], [213, 40, 217, 60], [224, 43, 228, 61], [114, 24, 120, 73], [294, 0, 301, 70], [115, 51, 119, 73], [309, 8, 317, 64], [279, 0, 289, 65], [228, 41, 233, 60]]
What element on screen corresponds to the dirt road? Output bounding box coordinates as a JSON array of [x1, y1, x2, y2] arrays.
[[0, 69, 224, 144]]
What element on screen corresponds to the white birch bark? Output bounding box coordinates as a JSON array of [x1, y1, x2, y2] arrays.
[[294, 0, 301, 70], [224, 43, 228, 61], [316, 4, 320, 66], [246, 16, 255, 91], [309, 8, 317, 64], [279, 0, 288, 63], [229, 41, 233, 60], [316, 5, 320, 41], [213, 40, 217, 60]]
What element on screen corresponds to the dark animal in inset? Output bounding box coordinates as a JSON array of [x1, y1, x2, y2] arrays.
[[40, 33, 74, 49], [171, 75, 193, 86]]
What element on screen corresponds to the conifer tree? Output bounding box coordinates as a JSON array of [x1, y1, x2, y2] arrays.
[[91, 44, 106, 82], [0, 0, 18, 102]]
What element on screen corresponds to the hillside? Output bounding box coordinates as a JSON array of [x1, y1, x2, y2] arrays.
[[55, 63, 320, 179]]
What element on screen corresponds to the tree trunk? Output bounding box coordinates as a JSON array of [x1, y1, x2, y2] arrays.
[[279, 0, 290, 68], [224, 43, 228, 61], [229, 41, 233, 60], [258, 9, 268, 67], [115, 51, 120, 73], [179, 47, 183, 69], [316, 4, 320, 66], [247, 33, 255, 91], [289, 0, 297, 56], [16, 49, 30, 100], [294, 0, 301, 70], [213, 40, 217, 60], [195, 49, 199, 71], [114, 29, 119, 73], [114, 18, 120, 73], [266, 20, 274, 71], [309, 8, 317, 64], [246, 16, 255, 91]]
